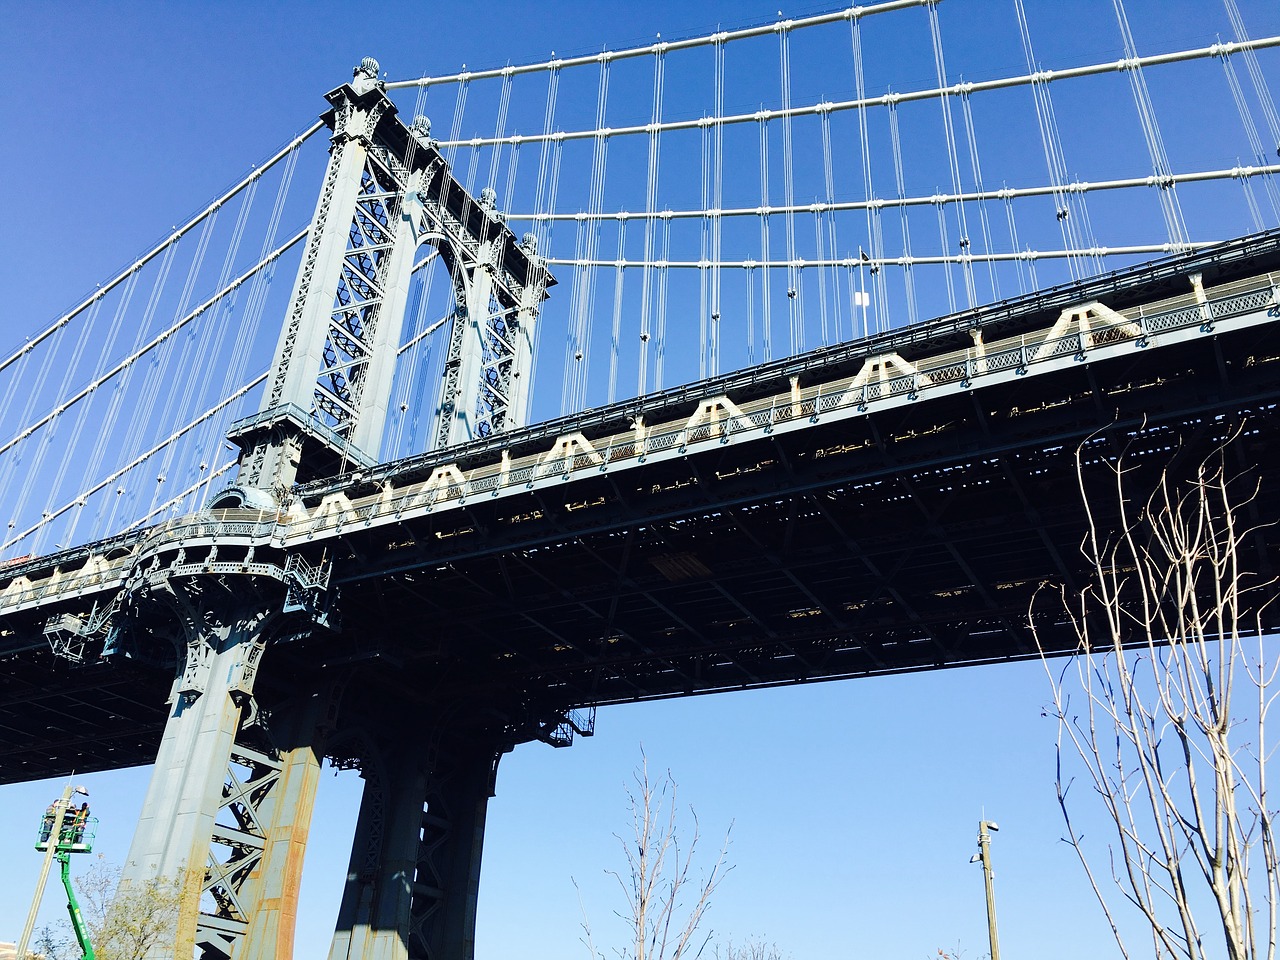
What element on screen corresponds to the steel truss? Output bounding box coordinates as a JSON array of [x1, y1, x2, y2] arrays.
[[198, 711, 282, 958], [227, 59, 553, 500]]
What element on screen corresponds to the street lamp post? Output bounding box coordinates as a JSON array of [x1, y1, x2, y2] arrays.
[[970, 819, 1001, 960]]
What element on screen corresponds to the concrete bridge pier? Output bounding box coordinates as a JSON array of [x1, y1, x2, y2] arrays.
[[328, 730, 505, 960]]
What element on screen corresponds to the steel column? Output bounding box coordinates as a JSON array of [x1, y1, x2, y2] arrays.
[[119, 609, 272, 959], [504, 280, 542, 431], [236, 691, 337, 960], [226, 58, 552, 495], [437, 243, 498, 448], [328, 733, 503, 960], [233, 59, 417, 492]]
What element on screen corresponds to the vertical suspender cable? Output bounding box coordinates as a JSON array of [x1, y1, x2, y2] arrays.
[[177, 172, 271, 506], [757, 113, 773, 359], [1002, 184, 1028, 293], [933, 200, 957, 315], [8, 257, 147, 547], [1220, 51, 1269, 231], [445, 74, 471, 190], [819, 106, 841, 344], [5, 269, 137, 460], [134, 215, 225, 511], [487, 68, 515, 194], [959, 87, 1001, 301], [464, 146, 482, 196], [1014, 0, 1087, 280], [532, 65, 562, 253], [851, 12, 888, 333], [887, 96, 919, 327], [446, 77, 480, 194], [699, 108, 712, 380], [819, 108, 839, 345], [431, 83, 465, 244], [524, 64, 563, 410], [11, 292, 103, 548], [778, 20, 803, 355], [710, 34, 725, 377], [1224, 0, 1280, 212], [563, 56, 611, 414], [1217, 43, 1280, 227], [637, 46, 666, 397], [1111, 0, 1188, 248], [654, 215, 671, 390], [1224, 0, 1280, 140], [0, 339, 58, 551], [607, 221, 626, 403], [412, 73, 431, 122], [199, 147, 301, 468], [502, 139, 522, 214], [578, 61, 612, 411], [76, 244, 180, 543], [927, 0, 975, 310], [0, 121, 322, 387], [54, 211, 221, 538], [95, 180, 258, 537], [813, 189, 830, 344]]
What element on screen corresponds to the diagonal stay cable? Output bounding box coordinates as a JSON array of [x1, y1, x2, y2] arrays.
[[0, 227, 307, 460], [3, 374, 266, 551], [0, 121, 322, 379]]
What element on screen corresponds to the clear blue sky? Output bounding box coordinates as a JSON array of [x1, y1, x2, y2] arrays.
[[2, 1, 1279, 958]]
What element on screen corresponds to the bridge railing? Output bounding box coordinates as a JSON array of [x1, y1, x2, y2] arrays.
[[144, 511, 282, 545], [285, 272, 1280, 540], [0, 510, 283, 614], [0, 559, 129, 615]]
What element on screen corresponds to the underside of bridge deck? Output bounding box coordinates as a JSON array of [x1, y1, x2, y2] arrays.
[[319, 313, 1280, 726], [6, 237, 1280, 786]]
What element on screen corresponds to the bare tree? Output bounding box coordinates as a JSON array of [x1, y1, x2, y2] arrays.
[[713, 937, 786, 960], [31, 858, 182, 960], [580, 753, 732, 960], [1035, 437, 1279, 960]]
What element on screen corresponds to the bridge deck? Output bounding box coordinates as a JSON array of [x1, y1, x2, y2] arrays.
[[4, 232, 1280, 783]]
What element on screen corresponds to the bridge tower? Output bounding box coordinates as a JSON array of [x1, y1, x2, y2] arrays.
[[117, 60, 553, 960], [220, 57, 552, 505]]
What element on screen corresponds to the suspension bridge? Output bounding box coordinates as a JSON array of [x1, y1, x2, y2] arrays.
[[3, 1, 1280, 957]]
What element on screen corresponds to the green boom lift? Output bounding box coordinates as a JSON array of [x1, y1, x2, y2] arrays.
[[24, 788, 98, 960]]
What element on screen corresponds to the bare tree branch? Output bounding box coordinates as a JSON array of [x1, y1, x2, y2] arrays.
[[583, 751, 733, 960], [1035, 431, 1279, 960]]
